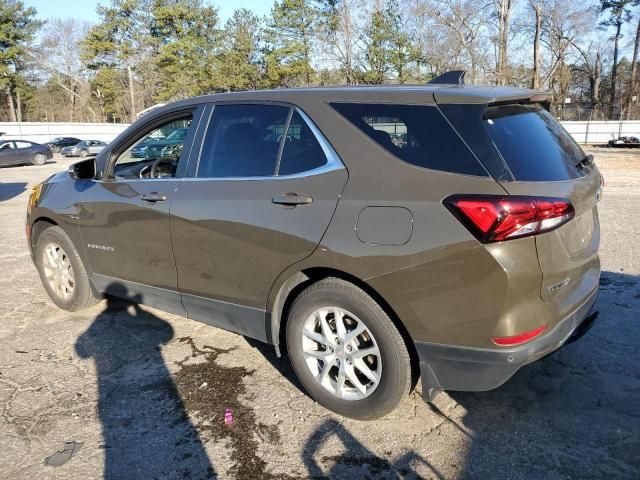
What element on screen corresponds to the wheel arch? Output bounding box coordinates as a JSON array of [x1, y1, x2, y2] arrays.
[[29, 217, 58, 252], [269, 267, 420, 388]]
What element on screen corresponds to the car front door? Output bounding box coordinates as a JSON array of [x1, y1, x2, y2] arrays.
[[0, 141, 18, 166], [76, 106, 205, 314], [170, 103, 347, 341]]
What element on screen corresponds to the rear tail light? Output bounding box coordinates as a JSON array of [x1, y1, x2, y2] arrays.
[[492, 324, 547, 346], [444, 194, 574, 243]]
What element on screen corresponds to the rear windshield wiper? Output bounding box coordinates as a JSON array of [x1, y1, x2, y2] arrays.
[[575, 154, 594, 169]]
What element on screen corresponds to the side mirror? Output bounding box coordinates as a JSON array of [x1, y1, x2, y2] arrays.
[[68, 158, 96, 180]]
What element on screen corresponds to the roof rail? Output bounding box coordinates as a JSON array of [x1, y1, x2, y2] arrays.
[[428, 70, 465, 85]]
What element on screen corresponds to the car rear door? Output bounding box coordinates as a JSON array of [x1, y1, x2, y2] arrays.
[[482, 104, 602, 316], [170, 103, 347, 341]]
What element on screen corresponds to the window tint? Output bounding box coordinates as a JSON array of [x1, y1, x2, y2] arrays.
[[114, 115, 193, 179], [331, 103, 486, 176], [198, 104, 290, 178], [15, 141, 32, 148], [484, 104, 588, 181], [278, 111, 327, 175], [0, 142, 13, 150]]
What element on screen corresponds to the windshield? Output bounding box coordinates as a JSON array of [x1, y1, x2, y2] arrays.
[[484, 104, 589, 181]]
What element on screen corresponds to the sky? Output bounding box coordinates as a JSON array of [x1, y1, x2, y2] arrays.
[[24, 0, 273, 24]]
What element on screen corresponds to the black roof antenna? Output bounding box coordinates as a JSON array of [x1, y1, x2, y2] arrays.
[[428, 70, 465, 85]]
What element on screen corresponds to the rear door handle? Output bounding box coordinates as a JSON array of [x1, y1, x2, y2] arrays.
[[140, 192, 167, 202], [272, 193, 313, 207]]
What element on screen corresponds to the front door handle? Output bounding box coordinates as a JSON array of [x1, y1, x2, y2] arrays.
[[272, 193, 313, 207], [140, 192, 167, 202]]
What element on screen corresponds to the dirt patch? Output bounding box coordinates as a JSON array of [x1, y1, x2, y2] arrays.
[[173, 337, 295, 480]]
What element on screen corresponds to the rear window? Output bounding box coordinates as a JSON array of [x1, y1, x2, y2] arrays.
[[331, 103, 487, 176], [484, 104, 588, 181]]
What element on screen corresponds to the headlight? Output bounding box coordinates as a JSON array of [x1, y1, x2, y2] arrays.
[[27, 184, 42, 215]]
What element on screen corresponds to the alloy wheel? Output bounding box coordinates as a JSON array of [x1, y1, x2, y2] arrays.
[[42, 243, 75, 301], [301, 306, 382, 400]]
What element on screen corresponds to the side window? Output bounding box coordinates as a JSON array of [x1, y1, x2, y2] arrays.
[[197, 104, 289, 178], [0, 142, 13, 150], [277, 111, 327, 175], [331, 103, 486, 176], [15, 141, 32, 149], [113, 115, 193, 179]]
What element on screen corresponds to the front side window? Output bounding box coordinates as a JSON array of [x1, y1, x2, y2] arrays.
[[197, 104, 290, 178], [113, 115, 193, 179], [331, 103, 486, 176], [277, 111, 327, 175]]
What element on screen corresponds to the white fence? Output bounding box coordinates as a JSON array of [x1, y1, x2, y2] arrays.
[[562, 120, 640, 144], [2, 120, 640, 146], [0, 122, 130, 144]]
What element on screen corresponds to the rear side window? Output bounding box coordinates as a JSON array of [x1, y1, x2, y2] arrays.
[[278, 111, 327, 175], [198, 104, 289, 178], [331, 103, 486, 176], [484, 104, 588, 181]]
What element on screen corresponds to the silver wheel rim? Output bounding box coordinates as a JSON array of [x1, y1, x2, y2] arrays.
[[35, 154, 45, 164], [42, 243, 75, 300], [302, 307, 382, 400]]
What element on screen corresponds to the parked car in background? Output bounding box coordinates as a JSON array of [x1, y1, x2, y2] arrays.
[[61, 140, 107, 158], [130, 128, 189, 159], [607, 134, 640, 148], [26, 77, 602, 419], [47, 137, 82, 153], [0, 139, 52, 167]]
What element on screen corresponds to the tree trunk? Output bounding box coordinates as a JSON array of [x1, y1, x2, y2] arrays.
[[16, 89, 22, 122], [609, 21, 622, 119], [625, 17, 640, 120], [127, 64, 136, 122], [495, 0, 512, 86], [5, 85, 17, 122], [530, 1, 542, 89]]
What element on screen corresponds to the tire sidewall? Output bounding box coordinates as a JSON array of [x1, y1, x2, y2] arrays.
[[35, 227, 91, 311], [286, 283, 409, 419]]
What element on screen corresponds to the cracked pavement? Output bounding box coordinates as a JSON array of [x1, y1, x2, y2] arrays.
[[0, 149, 639, 479]]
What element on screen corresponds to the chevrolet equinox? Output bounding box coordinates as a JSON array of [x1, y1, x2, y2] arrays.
[[27, 75, 601, 419]]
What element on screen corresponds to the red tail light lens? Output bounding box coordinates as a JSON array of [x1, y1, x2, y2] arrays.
[[492, 324, 547, 346], [444, 195, 574, 243]]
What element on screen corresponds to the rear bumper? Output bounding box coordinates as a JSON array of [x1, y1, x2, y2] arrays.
[[416, 286, 599, 401]]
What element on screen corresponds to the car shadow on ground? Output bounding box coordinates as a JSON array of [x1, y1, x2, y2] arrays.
[[0, 182, 27, 201], [74, 285, 215, 479], [445, 270, 640, 479]]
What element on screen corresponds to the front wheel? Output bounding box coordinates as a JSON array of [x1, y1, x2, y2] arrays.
[[35, 225, 101, 311], [32, 153, 46, 165], [286, 278, 412, 419]]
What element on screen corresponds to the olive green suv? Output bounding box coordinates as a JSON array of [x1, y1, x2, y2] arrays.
[[27, 75, 601, 419]]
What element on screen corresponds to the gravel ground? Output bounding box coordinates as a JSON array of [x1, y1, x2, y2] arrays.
[[0, 151, 638, 480]]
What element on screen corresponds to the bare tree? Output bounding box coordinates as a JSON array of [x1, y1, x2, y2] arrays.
[[493, 0, 515, 85], [33, 19, 97, 122], [425, 0, 492, 83], [529, 0, 543, 89], [625, 15, 640, 119]]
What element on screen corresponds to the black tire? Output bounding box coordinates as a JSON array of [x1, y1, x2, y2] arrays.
[[285, 277, 411, 420], [35, 225, 101, 311]]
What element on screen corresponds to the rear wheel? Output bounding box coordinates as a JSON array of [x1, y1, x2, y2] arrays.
[[286, 277, 411, 419], [35, 225, 101, 311], [80, 149, 88, 157], [32, 153, 46, 165]]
